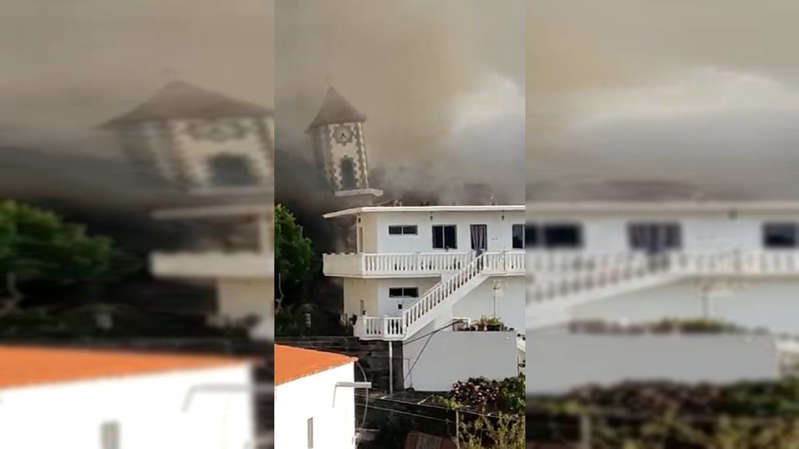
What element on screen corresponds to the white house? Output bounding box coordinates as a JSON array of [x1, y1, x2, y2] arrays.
[[274, 344, 362, 449], [0, 345, 256, 448], [323, 205, 526, 391], [526, 201, 799, 393], [149, 203, 274, 339]]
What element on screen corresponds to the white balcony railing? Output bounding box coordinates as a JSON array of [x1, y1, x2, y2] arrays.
[[355, 316, 404, 340], [529, 250, 799, 303], [323, 250, 525, 277], [151, 251, 273, 279]]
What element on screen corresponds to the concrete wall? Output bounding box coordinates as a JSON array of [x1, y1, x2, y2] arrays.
[[356, 210, 525, 254], [274, 363, 356, 449], [452, 276, 526, 332], [0, 364, 254, 448], [358, 213, 379, 253], [571, 279, 799, 334], [404, 331, 519, 391], [530, 210, 799, 253], [342, 278, 380, 318], [344, 275, 524, 332], [375, 278, 440, 317], [526, 333, 780, 394]]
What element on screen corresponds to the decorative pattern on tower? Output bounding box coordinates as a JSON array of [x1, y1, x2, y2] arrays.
[[307, 87, 382, 199], [101, 81, 274, 194]]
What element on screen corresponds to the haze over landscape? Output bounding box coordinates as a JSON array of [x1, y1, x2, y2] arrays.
[[0, 0, 273, 210], [528, 1, 799, 201]]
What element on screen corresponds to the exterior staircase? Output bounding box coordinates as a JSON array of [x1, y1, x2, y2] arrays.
[[358, 251, 522, 340], [528, 250, 799, 329]]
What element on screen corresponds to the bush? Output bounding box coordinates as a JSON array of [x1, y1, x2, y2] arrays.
[[437, 375, 525, 415], [530, 378, 799, 449]]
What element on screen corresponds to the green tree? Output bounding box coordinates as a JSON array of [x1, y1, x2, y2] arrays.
[[0, 201, 133, 315], [274, 203, 313, 310]]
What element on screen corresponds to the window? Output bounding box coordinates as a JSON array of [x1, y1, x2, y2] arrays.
[[307, 417, 314, 449], [388, 225, 418, 235], [432, 225, 457, 249], [512, 224, 525, 249], [339, 157, 357, 189], [542, 224, 582, 248], [208, 154, 257, 186], [525, 224, 539, 248], [389, 287, 419, 298], [764, 223, 798, 248], [100, 422, 120, 449], [628, 223, 682, 253]]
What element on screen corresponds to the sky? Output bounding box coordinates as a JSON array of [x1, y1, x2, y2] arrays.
[[276, 0, 526, 204], [528, 1, 799, 200], [0, 0, 273, 209]]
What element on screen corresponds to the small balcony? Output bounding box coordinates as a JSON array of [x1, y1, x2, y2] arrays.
[[355, 316, 406, 340], [323, 250, 525, 278], [151, 251, 273, 279], [149, 203, 273, 280]]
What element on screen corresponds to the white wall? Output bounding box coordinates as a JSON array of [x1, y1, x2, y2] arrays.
[[359, 210, 525, 254], [570, 279, 799, 334], [452, 276, 526, 332], [526, 333, 780, 394], [0, 364, 254, 448], [342, 278, 379, 318], [344, 276, 525, 331], [375, 278, 439, 317], [218, 278, 273, 319], [275, 363, 355, 449], [404, 331, 519, 391], [530, 210, 799, 254]]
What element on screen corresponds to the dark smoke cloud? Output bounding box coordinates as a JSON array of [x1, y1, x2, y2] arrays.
[[0, 0, 273, 210], [276, 0, 525, 206]]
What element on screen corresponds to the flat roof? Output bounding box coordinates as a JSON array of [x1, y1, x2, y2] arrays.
[[527, 201, 799, 214], [153, 203, 272, 219], [0, 346, 250, 390], [323, 205, 525, 218], [274, 345, 356, 385]]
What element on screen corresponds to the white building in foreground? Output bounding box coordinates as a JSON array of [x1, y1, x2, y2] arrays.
[[0, 346, 255, 448], [526, 201, 799, 393], [323, 205, 526, 391], [274, 344, 361, 449]]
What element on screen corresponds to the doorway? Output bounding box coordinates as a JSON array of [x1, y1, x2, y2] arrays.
[[470, 224, 488, 254]]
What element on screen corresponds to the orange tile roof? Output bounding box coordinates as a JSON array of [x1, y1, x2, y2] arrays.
[[274, 344, 356, 385], [0, 345, 250, 390]]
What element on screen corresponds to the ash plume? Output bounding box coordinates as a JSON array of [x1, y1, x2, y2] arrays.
[[275, 0, 525, 211]]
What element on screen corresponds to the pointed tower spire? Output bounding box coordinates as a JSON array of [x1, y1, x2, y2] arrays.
[[307, 87, 367, 130]]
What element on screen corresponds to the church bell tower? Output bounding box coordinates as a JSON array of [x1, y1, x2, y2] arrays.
[[307, 87, 382, 202]]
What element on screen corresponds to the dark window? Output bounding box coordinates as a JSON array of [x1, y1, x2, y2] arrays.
[[389, 287, 419, 298], [209, 154, 256, 186], [542, 224, 582, 248], [388, 225, 418, 235], [432, 225, 457, 249], [764, 223, 798, 248], [512, 224, 525, 249], [628, 223, 682, 253], [525, 224, 539, 248], [339, 157, 357, 190]]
